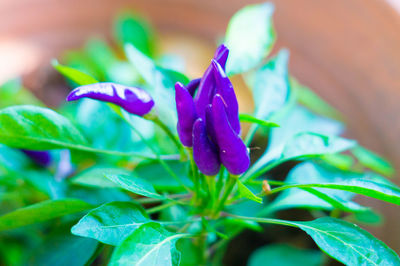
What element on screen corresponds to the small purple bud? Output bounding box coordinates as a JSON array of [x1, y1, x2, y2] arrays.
[[21, 149, 52, 167], [192, 118, 221, 176], [186, 78, 201, 97], [211, 59, 241, 135], [205, 105, 217, 145], [211, 94, 250, 175], [175, 82, 198, 147], [194, 66, 215, 120], [194, 45, 230, 119], [214, 44, 229, 70], [67, 82, 154, 116]]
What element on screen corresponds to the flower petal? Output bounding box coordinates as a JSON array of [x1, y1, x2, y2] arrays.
[[211, 94, 250, 175], [186, 78, 201, 96], [214, 44, 229, 70], [194, 45, 231, 119], [67, 82, 154, 116], [193, 118, 221, 176], [211, 59, 241, 135], [175, 82, 198, 147], [205, 104, 217, 145]]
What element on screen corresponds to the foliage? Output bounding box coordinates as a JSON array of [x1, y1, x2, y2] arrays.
[[0, 2, 398, 266]]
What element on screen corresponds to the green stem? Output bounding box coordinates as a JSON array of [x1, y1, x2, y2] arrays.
[[205, 176, 216, 209], [187, 148, 200, 201], [215, 170, 226, 200], [214, 175, 237, 216], [244, 124, 259, 146], [223, 213, 299, 228], [247, 179, 285, 186], [137, 194, 190, 204], [240, 160, 282, 183], [147, 201, 179, 214]]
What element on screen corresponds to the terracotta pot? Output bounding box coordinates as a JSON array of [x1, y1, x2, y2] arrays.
[[1, 0, 400, 252]]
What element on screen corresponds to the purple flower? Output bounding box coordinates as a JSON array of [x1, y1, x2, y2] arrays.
[[186, 78, 201, 97], [67, 82, 154, 116], [192, 118, 220, 176], [21, 149, 52, 167], [194, 44, 230, 120], [211, 60, 240, 135], [175, 82, 197, 147], [211, 95, 250, 175], [175, 44, 250, 175]]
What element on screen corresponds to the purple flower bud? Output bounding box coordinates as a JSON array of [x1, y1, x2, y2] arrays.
[[175, 82, 198, 147], [186, 78, 201, 97], [67, 82, 154, 116], [213, 44, 229, 70], [211, 59, 241, 135], [194, 67, 215, 120], [205, 104, 217, 144], [21, 149, 52, 167], [192, 118, 221, 176], [194, 45, 230, 120], [211, 94, 250, 175]]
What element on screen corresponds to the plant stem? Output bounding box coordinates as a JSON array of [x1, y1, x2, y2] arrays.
[[187, 148, 200, 202], [137, 194, 191, 204], [244, 124, 259, 146], [147, 201, 179, 214], [213, 175, 237, 217], [205, 176, 216, 209], [223, 213, 299, 228], [215, 170, 226, 200]]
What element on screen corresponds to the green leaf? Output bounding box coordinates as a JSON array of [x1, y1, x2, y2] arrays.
[[233, 215, 400, 265], [71, 98, 154, 153], [217, 218, 263, 234], [248, 243, 323, 266], [53, 60, 99, 85], [0, 199, 92, 231], [114, 12, 155, 57], [296, 217, 400, 265], [70, 166, 132, 188], [242, 105, 344, 182], [0, 79, 43, 108], [246, 50, 291, 121], [292, 77, 342, 120], [352, 146, 394, 177], [176, 238, 202, 266], [30, 233, 98, 266], [271, 177, 400, 206], [281, 132, 356, 160], [225, 2, 276, 75], [71, 201, 150, 245], [237, 180, 262, 204], [109, 222, 187, 266], [321, 153, 355, 170], [260, 163, 368, 215], [125, 44, 178, 128], [243, 132, 355, 182], [135, 160, 191, 192], [239, 113, 279, 128], [105, 173, 165, 199], [0, 105, 88, 150]]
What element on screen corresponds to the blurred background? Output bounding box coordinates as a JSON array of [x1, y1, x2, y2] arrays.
[[1, 0, 400, 254]]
